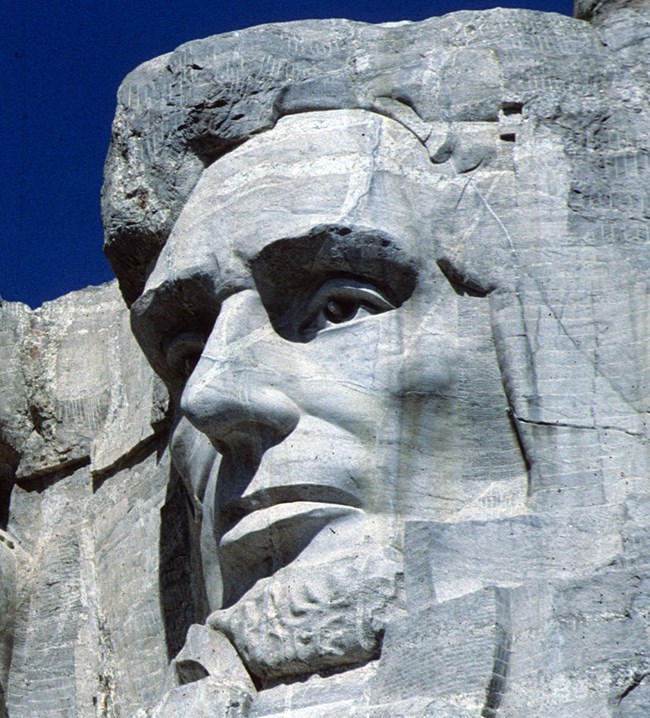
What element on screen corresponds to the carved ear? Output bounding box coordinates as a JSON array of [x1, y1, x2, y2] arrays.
[[488, 279, 646, 513]]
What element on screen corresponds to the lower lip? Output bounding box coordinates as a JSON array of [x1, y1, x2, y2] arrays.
[[219, 501, 363, 549]]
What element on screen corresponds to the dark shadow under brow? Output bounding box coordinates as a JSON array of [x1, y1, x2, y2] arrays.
[[250, 225, 418, 320], [131, 272, 221, 378]]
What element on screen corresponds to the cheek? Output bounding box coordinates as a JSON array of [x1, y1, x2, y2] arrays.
[[302, 300, 462, 395], [383, 299, 462, 398], [389, 333, 460, 397], [289, 299, 465, 438]]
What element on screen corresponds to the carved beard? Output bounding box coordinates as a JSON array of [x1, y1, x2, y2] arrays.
[[208, 546, 405, 684]]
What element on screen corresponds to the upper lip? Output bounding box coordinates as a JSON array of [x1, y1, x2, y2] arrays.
[[218, 484, 363, 535]]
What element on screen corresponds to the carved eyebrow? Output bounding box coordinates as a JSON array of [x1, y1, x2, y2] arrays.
[[248, 225, 418, 341], [436, 258, 494, 298], [250, 224, 418, 311]]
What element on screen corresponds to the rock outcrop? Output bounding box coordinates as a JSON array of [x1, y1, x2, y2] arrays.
[[2, 2, 649, 716]]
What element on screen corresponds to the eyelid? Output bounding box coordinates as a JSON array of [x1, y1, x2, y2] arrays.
[[301, 279, 396, 332]]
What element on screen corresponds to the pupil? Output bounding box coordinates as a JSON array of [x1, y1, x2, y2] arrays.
[[325, 299, 357, 323]]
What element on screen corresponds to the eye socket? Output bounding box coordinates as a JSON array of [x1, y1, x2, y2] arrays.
[[301, 279, 396, 334], [165, 332, 206, 380]]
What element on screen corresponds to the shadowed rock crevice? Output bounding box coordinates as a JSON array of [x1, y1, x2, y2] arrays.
[[0, 483, 11, 531], [481, 625, 512, 717], [159, 468, 209, 661]]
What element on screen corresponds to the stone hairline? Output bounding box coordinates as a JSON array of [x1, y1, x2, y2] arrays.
[[103, 101, 454, 307], [100, 11, 602, 306]]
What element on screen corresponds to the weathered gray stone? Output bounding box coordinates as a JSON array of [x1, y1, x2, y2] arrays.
[[574, 0, 648, 22], [1, 1, 649, 716], [0, 284, 179, 717], [0, 532, 26, 718], [0, 301, 30, 485], [371, 586, 507, 709], [0, 282, 168, 483], [405, 506, 625, 603], [140, 625, 257, 717]]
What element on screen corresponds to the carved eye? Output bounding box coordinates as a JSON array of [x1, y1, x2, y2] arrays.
[[302, 279, 396, 333], [323, 298, 360, 323], [166, 332, 206, 379]]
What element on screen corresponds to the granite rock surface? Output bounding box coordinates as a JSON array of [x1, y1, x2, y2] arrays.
[[1, 2, 649, 716]]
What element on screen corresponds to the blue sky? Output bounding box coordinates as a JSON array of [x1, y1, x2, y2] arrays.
[[2, 0, 572, 308]]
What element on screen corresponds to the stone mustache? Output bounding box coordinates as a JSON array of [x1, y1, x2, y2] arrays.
[[1, 2, 649, 717]]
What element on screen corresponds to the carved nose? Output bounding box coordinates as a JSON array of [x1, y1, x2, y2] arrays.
[[180, 290, 300, 452]]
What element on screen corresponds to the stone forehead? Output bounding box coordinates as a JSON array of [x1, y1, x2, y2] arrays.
[[147, 110, 437, 293], [102, 9, 610, 304], [204, 110, 431, 183], [177, 109, 434, 214]]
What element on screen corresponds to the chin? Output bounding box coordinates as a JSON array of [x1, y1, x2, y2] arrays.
[[208, 544, 405, 684]]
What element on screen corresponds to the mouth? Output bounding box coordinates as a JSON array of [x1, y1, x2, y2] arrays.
[[219, 484, 363, 527], [220, 500, 363, 550], [216, 486, 364, 605]]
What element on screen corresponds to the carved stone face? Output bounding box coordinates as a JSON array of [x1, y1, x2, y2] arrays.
[[133, 109, 526, 681]]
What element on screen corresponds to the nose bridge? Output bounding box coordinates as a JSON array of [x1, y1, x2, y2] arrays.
[[205, 289, 271, 353], [180, 289, 300, 449]]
